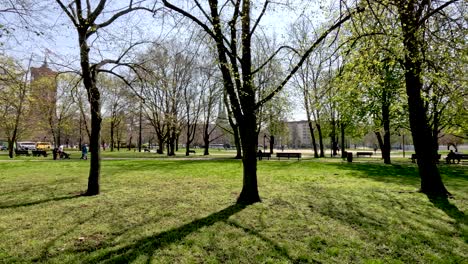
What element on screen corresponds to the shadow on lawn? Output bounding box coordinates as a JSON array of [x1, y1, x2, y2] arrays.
[[84, 203, 247, 263], [0, 194, 82, 209], [427, 194, 467, 241], [324, 161, 467, 189]]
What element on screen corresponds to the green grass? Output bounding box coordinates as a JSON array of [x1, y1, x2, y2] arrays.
[[0, 158, 466, 263]]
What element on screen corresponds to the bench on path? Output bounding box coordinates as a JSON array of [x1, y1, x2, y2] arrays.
[[446, 153, 468, 164], [411, 154, 441, 163], [15, 149, 30, 156], [257, 152, 271, 160], [32, 150, 48, 157], [276, 152, 301, 160], [356, 152, 373, 157]]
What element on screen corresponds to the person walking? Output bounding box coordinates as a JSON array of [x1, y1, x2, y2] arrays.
[[81, 144, 88, 160]]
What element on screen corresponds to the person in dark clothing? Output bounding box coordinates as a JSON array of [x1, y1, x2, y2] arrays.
[[81, 144, 88, 160]]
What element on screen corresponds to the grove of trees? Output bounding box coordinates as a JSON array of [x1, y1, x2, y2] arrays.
[[0, 0, 466, 202]]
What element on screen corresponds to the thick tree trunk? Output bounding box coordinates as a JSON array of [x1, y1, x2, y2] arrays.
[[85, 98, 101, 196], [399, 3, 449, 196], [383, 120, 391, 164], [269, 135, 274, 154], [381, 88, 391, 164], [77, 31, 101, 196], [237, 114, 261, 204], [203, 127, 210, 156], [157, 135, 164, 154], [8, 138, 14, 158]]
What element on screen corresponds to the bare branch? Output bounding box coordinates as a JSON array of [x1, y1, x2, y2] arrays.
[[420, 0, 461, 24], [252, 45, 300, 75], [255, 6, 365, 109], [250, 0, 269, 37], [55, 0, 79, 27], [162, 0, 217, 40]]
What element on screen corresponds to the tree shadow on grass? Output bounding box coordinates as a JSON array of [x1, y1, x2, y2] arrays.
[[84, 203, 247, 264], [227, 219, 321, 263], [0, 194, 82, 209], [427, 194, 467, 242]]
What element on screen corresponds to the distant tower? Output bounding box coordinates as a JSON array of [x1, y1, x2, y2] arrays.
[[29, 54, 58, 141], [31, 56, 56, 82], [215, 99, 228, 127]]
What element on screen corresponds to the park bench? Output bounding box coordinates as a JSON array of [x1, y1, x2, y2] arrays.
[[257, 152, 271, 160], [15, 149, 30, 156], [411, 154, 441, 163], [32, 150, 48, 157], [188, 150, 196, 154], [356, 152, 373, 157], [446, 153, 468, 164], [276, 152, 301, 160]]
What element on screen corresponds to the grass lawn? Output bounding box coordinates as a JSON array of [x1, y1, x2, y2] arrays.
[[0, 157, 466, 263]]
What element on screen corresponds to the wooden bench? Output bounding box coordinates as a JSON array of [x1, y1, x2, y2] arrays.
[[356, 152, 373, 157], [411, 154, 441, 163], [446, 153, 468, 164], [276, 152, 301, 160], [188, 150, 196, 154], [257, 152, 271, 160], [32, 150, 48, 157], [15, 149, 30, 156]]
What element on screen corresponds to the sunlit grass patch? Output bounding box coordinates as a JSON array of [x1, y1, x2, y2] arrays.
[[0, 158, 466, 263]]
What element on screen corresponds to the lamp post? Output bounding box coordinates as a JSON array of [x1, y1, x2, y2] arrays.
[[263, 134, 266, 152]]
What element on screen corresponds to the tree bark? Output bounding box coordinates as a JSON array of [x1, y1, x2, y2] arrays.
[[307, 118, 319, 158], [398, 1, 449, 196], [237, 113, 261, 204], [110, 119, 115, 152]]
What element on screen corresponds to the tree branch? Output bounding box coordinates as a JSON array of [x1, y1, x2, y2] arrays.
[[250, 0, 269, 37], [255, 7, 364, 109]]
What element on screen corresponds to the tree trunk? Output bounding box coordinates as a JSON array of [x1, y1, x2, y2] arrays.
[[375, 131, 384, 154], [381, 87, 391, 164], [77, 31, 101, 196], [127, 136, 132, 151], [203, 125, 210, 156], [398, 3, 449, 196], [307, 119, 319, 158], [269, 135, 274, 154], [330, 119, 338, 156], [110, 120, 114, 152], [8, 138, 14, 158], [229, 119, 242, 159], [237, 113, 260, 204], [85, 97, 101, 196], [382, 118, 391, 164], [157, 135, 164, 154]]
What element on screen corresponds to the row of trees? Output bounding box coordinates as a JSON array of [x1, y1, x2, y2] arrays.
[[1, 0, 466, 203]]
